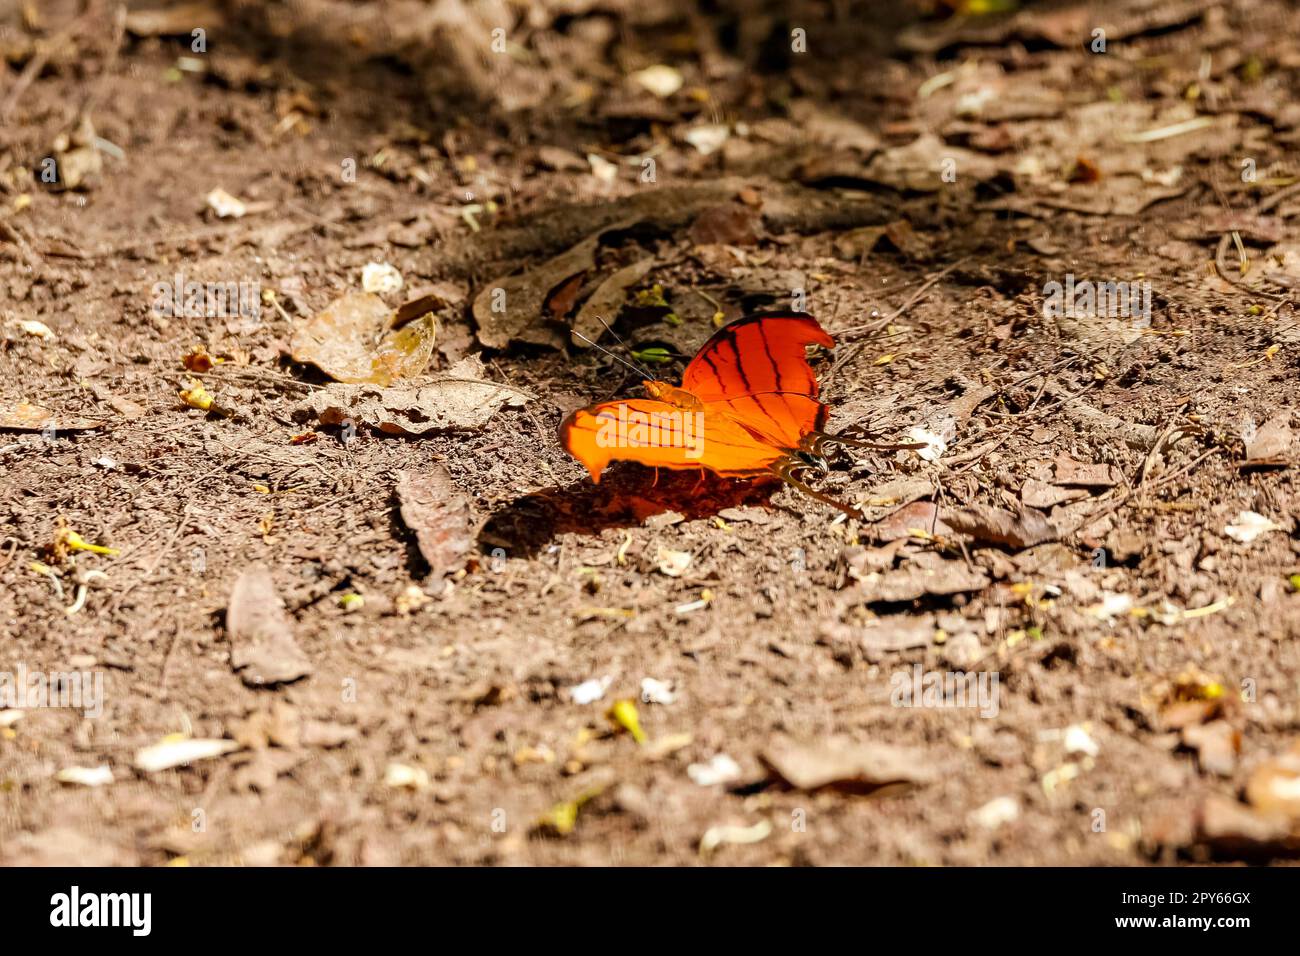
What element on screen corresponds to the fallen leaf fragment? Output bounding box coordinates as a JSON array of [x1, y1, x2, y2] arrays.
[[569, 258, 656, 348], [396, 466, 479, 577], [1224, 510, 1283, 544], [226, 566, 313, 687], [969, 795, 1020, 830], [10, 319, 55, 341], [945, 504, 1058, 550], [1244, 414, 1293, 465], [655, 546, 692, 577], [761, 736, 936, 793], [290, 292, 436, 385], [856, 562, 989, 603], [55, 765, 114, 787], [687, 753, 742, 787], [631, 64, 683, 98], [361, 261, 404, 294], [472, 230, 603, 349], [294, 363, 530, 435], [206, 187, 247, 219], [135, 736, 240, 773], [383, 762, 430, 790], [700, 820, 771, 856], [0, 403, 104, 433]]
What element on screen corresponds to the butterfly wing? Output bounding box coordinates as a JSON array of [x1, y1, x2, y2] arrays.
[[680, 312, 834, 449], [560, 398, 787, 483]]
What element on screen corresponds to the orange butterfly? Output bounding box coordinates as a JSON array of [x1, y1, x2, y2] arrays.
[[560, 312, 903, 517]]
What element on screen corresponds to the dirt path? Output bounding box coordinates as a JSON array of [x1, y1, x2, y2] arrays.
[[2, 0, 1299, 866]]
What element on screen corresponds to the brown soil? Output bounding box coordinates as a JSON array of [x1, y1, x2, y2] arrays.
[[2, 0, 1300, 866]]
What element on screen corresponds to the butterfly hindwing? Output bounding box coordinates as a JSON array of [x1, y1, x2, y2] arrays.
[[560, 398, 787, 483]]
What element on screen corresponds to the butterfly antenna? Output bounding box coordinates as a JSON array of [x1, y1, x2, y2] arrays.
[[592, 314, 635, 355], [571, 328, 654, 379]]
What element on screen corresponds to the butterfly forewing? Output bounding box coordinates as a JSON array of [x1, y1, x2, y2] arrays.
[[681, 312, 833, 449]]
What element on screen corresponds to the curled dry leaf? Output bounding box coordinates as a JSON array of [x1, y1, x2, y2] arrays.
[[226, 566, 313, 688], [472, 228, 611, 349], [396, 466, 481, 577], [655, 546, 692, 577], [569, 258, 655, 348], [294, 356, 531, 436], [206, 187, 247, 219], [944, 504, 1058, 550], [290, 292, 437, 385], [0, 403, 104, 432]]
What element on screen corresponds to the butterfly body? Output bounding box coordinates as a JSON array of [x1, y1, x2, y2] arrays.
[[560, 312, 905, 516], [643, 380, 703, 412]]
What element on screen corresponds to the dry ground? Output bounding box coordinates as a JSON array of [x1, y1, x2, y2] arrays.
[[2, 0, 1300, 866]]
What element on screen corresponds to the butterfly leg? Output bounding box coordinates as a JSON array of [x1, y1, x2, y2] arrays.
[[772, 461, 863, 520], [692, 467, 707, 494], [651, 466, 660, 488]]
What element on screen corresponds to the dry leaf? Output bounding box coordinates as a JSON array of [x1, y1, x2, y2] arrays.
[[226, 566, 313, 687], [361, 261, 403, 294], [55, 765, 114, 787], [0, 403, 104, 432], [856, 562, 989, 603], [396, 466, 481, 577], [1245, 414, 1293, 465], [630, 64, 683, 98], [761, 736, 937, 793], [1224, 510, 1283, 544], [294, 360, 530, 436], [945, 504, 1058, 550], [569, 258, 655, 348], [472, 229, 610, 349], [291, 292, 437, 385], [135, 737, 240, 773]]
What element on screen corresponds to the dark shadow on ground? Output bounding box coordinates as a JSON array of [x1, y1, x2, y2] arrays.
[[479, 465, 781, 559]]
